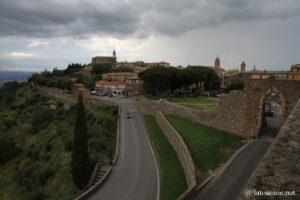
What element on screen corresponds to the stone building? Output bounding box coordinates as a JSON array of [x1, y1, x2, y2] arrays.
[[95, 80, 126, 97], [95, 72, 141, 97], [225, 62, 300, 83], [80, 50, 170, 76], [125, 76, 142, 96], [92, 50, 117, 64], [102, 72, 135, 82], [211, 57, 225, 85], [287, 64, 300, 80]]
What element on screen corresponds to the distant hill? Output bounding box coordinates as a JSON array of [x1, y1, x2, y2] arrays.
[[0, 71, 34, 86]]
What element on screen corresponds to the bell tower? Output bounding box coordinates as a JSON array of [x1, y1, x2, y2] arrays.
[[215, 57, 220, 68], [241, 61, 246, 72], [112, 49, 117, 63]]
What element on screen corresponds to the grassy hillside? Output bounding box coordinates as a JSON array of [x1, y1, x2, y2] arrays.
[[0, 82, 118, 200]]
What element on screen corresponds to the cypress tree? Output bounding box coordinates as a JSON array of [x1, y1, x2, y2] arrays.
[[71, 94, 90, 189]]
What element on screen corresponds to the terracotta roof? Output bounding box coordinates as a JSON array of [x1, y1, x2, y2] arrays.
[[126, 76, 139, 80], [248, 70, 287, 74], [108, 81, 125, 86], [96, 80, 108, 84], [103, 72, 133, 76]]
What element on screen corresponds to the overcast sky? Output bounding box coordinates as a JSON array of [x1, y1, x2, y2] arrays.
[[0, 0, 299, 72]]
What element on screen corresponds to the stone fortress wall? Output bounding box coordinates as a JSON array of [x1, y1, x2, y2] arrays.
[[138, 80, 300, 139]]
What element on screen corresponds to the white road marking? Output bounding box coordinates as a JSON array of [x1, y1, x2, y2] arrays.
[[137, 113, 160, 200], [123, 114, 140, 200]]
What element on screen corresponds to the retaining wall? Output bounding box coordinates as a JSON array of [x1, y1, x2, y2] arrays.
[[155, 111, 197, 192], [36, 85, 117, 106], [36, 85, 77, 104]]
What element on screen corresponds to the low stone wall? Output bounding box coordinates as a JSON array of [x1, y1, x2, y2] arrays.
[[86, 97, 118, 107], [74, 166, 112, 200], [155, 111, 197, 197], [36, 85, 117, 106], [36, 85, 77, 104], [240, 99, 300, 199]]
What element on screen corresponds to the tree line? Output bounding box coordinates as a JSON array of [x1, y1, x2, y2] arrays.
[[139, 66, 221, 96], [28, 63, 84, 90]]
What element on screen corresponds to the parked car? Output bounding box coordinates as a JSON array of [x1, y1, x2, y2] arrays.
[[264, 102, 274, 117], [125, 112, 133, 119], [90, 91, 98, 95]]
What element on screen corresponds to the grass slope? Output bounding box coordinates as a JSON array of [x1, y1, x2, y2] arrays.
[[165, 114, 244, 182], [143, 115, 187, 200]]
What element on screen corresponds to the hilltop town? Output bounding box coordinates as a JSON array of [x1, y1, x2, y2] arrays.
[[39, 50, 300, 100]]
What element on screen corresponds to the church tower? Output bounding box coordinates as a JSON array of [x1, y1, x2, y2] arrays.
[[241, 61, 246, 72], [112, 49, 117, 63], [215, 57, 220, 68]]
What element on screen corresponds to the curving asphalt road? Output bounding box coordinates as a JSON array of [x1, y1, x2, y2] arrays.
[[194, 103, 281, 200], [88, 97, 159, 200]]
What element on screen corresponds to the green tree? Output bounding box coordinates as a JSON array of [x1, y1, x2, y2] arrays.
[[64, 63, 83, 75], [71, 94, 90, 189], [226, 80, 245, 91], [91, 64, 112, 74]]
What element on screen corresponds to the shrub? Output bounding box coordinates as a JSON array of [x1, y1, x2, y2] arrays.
[[89, 152, 101, 172], [44, 144, 52, 153], [56, 127, 64, 136], [0, 136, 22, 164], [56, 101, 64, 108], [1, 115, 17, 130], [64, 138, 72, 152], [36, 166, 54, 185], [26, 190, 47, 200], [24, 125, 39, 135], [22, 177, 34, 191], [226, 80, 245, 91], [32, 107, 54, 128], [40, 153, 51, 161]]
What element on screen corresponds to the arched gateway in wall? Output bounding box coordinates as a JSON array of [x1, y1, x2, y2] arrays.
[[258, 87, 285, 137], [216, 80, 300, 138]]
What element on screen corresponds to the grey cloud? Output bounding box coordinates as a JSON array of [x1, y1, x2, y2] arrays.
[[0, 0, 300, 38], [0, 0, 140, 37], [139, 0, 300, 36]]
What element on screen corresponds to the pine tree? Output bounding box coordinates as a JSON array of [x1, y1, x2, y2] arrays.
[[71, 94, 90, 190]]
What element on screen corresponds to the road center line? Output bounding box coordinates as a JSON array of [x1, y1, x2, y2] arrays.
[[123, 106, 140, 200]]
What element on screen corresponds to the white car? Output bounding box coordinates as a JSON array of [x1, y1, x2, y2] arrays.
[[90, 91, 98, 95]]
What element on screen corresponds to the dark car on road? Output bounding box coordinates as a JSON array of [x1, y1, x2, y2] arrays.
[[125, 112, 133, 119]]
